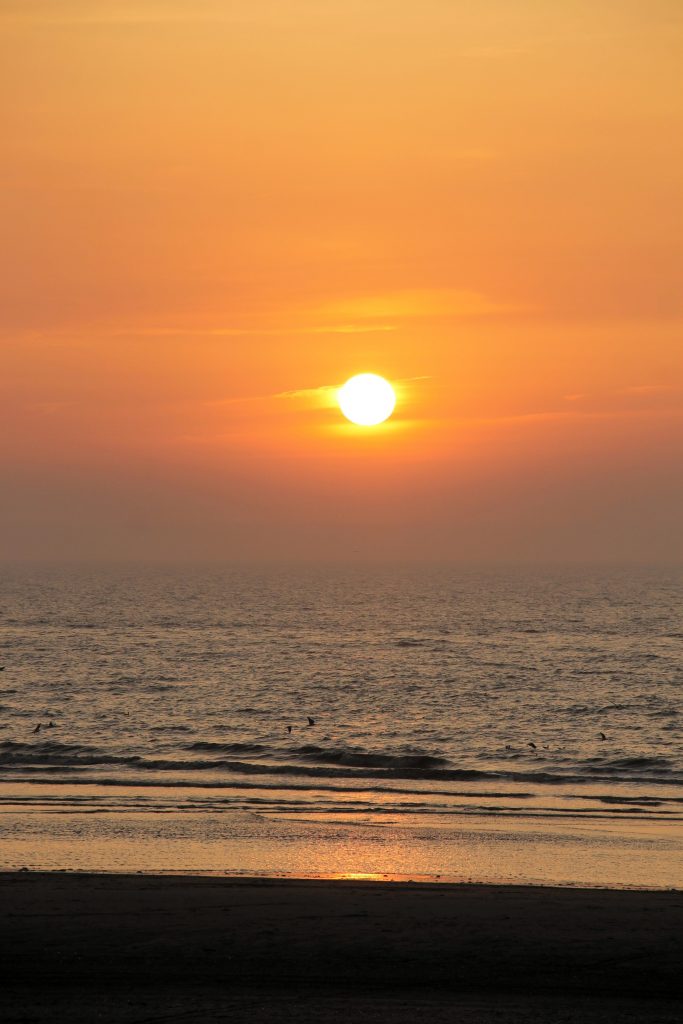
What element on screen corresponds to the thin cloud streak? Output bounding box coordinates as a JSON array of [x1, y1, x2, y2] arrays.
[[276, 375, 432, 401], [468, 408, 683, 427], [616, 384, 681, 395], [106, 326, 397, 338], [564, 384, 682, 402], [205, 376, 432, 408]]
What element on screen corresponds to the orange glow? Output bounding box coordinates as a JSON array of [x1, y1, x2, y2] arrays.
[[1, 2, 681, 562], [327, 873, 393, 883]]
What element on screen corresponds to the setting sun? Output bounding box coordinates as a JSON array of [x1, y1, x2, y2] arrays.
[[337, 374, 396, 427]]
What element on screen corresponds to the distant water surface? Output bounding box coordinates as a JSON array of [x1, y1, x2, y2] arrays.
[[0, 565, 681, 886]]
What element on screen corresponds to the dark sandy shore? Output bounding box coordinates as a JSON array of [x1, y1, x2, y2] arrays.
[[0, 873, 681, 1023]]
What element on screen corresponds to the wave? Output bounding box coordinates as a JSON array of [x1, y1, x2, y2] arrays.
[[589, 756, 673, 771], [5, 772, 683, 817], [0, 741, 680, 787], [0, 741, 144, 768], [596, 703, 642, 713], [150, 725, 193, 733], [185, 741, 451, 771], [187, 741, 269, 755], [292, 745, 450, 770]]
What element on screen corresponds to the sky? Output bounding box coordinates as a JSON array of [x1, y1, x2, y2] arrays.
[[1, 0, 682, 563]]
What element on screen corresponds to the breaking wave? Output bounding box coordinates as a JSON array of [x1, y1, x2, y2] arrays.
[[1, 740, 680, 787]]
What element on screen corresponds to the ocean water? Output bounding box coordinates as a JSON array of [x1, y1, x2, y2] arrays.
[[1, 565, 681, 887]]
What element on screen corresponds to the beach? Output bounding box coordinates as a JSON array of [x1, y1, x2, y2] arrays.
[[1, 569, 681, 1019], [1, 873, 681, 1022]]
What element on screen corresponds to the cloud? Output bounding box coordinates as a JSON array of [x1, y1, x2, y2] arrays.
[[312, 289, 531, 322], [98, 289, 521, 339], [5, 323, 396, 341], [564, 384, 682, 404], [615, 384, 681, 396], [469, 407, 683, 428], [105, 324, 396, 338], [204, 376, 431, 413]]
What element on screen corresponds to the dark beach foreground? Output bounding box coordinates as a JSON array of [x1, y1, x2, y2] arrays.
[[0, 873, 681, 1023]]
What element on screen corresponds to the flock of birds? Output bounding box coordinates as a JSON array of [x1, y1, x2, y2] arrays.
[[1, 665, 612, 749], [25, 709, 609, 749], [31, 722, 56, 735], [506, 731, 607, 753], [286, 717, 315, 734], [4, 660, 321, 738], [26, 717, 319, 736]]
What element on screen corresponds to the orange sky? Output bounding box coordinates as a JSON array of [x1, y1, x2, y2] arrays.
[[1, 1, 682, 562]]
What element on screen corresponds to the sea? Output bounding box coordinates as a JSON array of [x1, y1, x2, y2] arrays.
[[1, 565, 681, 888]]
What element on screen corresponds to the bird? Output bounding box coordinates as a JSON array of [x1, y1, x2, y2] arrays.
[[307, 717, 315, 727], [527, 742, 537, 750], [598, 732, 607, 741], [286, 725, 293, 734], [32, 723, 41, 734]]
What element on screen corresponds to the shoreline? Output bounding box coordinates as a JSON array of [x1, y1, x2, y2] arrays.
[[3, 782, 681, 888], [4, 865, 682, 891]]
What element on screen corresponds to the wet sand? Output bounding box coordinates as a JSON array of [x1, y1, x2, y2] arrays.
[[0, 873, 681, 1022]]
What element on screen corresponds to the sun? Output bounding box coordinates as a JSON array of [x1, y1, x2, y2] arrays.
[[337, 373, 396, 426]]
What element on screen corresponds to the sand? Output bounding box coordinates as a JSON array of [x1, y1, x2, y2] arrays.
[[0, 873, 681, 1022]]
